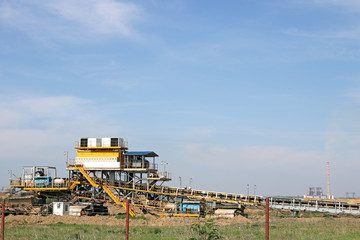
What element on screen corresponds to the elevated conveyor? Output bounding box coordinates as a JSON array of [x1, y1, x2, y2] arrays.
[[11, 166, 360, 216], [10, 167, 360, 216], [66, 164, 260, 205], [267, 197, 360, 215]]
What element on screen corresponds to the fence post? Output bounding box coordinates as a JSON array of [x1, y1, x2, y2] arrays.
[[1, 199, 5, 240], [266, 198, 269, 240], [126, 198, 129, 240]]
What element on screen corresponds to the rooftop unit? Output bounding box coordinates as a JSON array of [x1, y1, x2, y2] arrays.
[[77, 137, 127, 148]]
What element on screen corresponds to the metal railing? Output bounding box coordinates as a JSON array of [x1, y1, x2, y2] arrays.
[[122, 162, 158, 170], [268, 197, 360, 215], [80, 176, 259, 204], [148, 171, 172, 180], [10, 178, 72, 189]]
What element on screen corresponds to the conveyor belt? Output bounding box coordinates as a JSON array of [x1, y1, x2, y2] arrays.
[[10, 165, 360, 216], [267, 197, 360, 215]]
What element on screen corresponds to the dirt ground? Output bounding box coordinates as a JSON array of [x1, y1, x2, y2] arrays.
[[4, 214, 250, 228], [6, 210, 360, 229], [0, 192, 8, 199], [3, 197, 359, 228]]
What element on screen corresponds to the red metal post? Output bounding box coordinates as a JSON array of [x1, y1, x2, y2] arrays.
[[265, 198, 269, 240], [327, 162, 331, 199], [1, 199, 5, 240], [125, 199, 129, 240]]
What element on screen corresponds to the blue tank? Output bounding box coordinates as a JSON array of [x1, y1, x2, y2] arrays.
[[34, 176, 52, 188], [179, 203, 200, 213]]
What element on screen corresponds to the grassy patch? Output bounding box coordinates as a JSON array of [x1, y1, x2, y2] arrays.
[[115, 214, 148, 220], [4, 216, 360, 239]]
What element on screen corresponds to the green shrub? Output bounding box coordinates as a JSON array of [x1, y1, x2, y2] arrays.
[[190, 218, 223, 240], [152, 227, 162, 234]]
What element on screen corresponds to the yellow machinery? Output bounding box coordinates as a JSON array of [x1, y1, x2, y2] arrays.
[[9, 137, 260, 216]]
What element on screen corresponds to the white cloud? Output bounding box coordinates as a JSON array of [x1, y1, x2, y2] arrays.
[[45, 0, 140, 36], [0, 0, 142, 39], [0, 95, 124, 161], [181, 143, 326, 170], [0, 95, 91, 129], [176, 142, 332, 195]]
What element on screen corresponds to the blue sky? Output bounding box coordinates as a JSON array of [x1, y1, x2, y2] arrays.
[[1, 0, 360, 197]]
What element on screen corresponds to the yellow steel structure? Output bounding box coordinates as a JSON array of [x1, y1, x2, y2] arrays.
[[75, 166, 99, 187], [76, 151, 121, 158], [8, 137, 259, 217], [65, 163, 260, 206], [68, 165, 136, 216], [103, 186, 136, 216], [9, 179, 80, 191], [10, 166, 260, 205]]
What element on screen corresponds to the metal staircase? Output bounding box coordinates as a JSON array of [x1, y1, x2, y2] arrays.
[[103, 186, 136, 216], [73, 166, 136, 216]]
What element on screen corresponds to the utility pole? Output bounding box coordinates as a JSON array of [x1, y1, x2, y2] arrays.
[[254, 184, 257, 195], [179, 177, 182, 188], [64, 151, 69, 162], [189, 178, 192, 188], [327, 162, 331, 199], [246, 184, 249, 196]]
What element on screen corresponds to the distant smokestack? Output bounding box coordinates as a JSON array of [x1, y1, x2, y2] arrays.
[[327, 162, 331, 199]]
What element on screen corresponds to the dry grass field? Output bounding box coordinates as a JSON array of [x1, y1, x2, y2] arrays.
[[2, 207, 360, 240]]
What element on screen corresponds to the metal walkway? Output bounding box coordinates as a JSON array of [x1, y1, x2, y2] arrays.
[[71, 167, 360, 216], [268, 197, 360, 215]]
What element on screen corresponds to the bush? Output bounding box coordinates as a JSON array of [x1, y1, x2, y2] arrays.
[[152, 227, 162, 234], [190, 219, 222, 240]]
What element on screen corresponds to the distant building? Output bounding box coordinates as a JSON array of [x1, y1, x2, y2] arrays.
[[304, 187, 329, 199]]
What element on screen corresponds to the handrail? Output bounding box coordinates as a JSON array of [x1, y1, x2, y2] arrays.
[[10, 179, 73, 189], [103, 186, 136, 216]]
